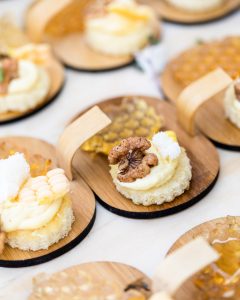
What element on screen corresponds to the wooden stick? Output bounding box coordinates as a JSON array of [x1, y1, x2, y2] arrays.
[[176, 68, 233, 136], [57, 106, 111, 180], [26, 0, 72, 42]]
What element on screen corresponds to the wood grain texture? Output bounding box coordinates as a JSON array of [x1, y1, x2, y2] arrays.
[[0, 56, 65, 123], [162, 60, 240, 150], [166, 217, 240, 300], [50, 34, 133, 71], [138, 0, 240, 24], [72, 96, 219, 219], [0, 137, 96, 268]]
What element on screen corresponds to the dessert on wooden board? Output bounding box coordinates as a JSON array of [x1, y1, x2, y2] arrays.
[[169, 216, 240, 300], [26, 0, 160, 70], [108, 132, 192, 206], [138, 0, 239, 24], [0, 44, 50, 115], [0, 153, 73, 252], [73, 96, 219, 218]]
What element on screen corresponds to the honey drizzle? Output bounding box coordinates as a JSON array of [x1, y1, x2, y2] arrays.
[[194, 218, 240, 299]]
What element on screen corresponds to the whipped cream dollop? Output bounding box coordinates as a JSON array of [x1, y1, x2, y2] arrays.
[[85, 0, 157, 56], [0, 153, 70, 232], [0, 153, 30, 205], [114, 131, 181, 191]]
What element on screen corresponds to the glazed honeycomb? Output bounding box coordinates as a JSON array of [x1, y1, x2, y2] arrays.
[[171, 37, 240, 87], [30, 267, 148, 300], [0, 141, 52, 177], [194, 216, 240, 300], [81, 97, 164, 155], [44, 0, 93, 37]]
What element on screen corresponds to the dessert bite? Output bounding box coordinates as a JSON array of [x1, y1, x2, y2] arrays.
[[108, 131, 192, 206], [224, 80, 240, 129], [194, 217, 240, 299], [0, 153, 74, 252], [0, 44, 50, 114], [85, 0, 159, 56], [82, 97, 163, 155], [165, 0, 224, 12], [29, 265, 151, 300]]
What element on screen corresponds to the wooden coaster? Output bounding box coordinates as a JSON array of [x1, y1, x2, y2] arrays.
[[72, 96, 219, 219], [166, 216, 240, 300], [29, 261, 151, 299], [49, 34, 133, 72], [162, 64, 240, 150], [138, 0, 240, 24], [0, 136, 96, 268], [25, 0, 161, 71], [0, 56, 65, 123]]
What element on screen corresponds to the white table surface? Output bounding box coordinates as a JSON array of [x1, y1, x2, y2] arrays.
[[0, 1, 240, 298]]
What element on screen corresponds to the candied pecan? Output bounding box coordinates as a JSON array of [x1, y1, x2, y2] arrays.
[[108, 137, 158, 183], [0, 231, 5, 255], [0, 55, 18, 94], [234, 82, 240, 101]]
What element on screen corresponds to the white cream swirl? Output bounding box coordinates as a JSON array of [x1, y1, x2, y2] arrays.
[[1, 168, 70, 232]]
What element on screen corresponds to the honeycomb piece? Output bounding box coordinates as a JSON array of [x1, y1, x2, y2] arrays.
[[44, 0, 94, 37], [194, 217, 240, 300], [81, 97, 164, 155], [171, 37, 240, 88], [0, 141, 52, 176]]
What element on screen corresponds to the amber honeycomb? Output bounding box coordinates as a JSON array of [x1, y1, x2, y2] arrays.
[[30, 267, 147, 300], [81, 97, 164, 155], [44, 0, 93, 37], [171, 37, 240, 87], [0, 141, 52, 177], [194, 217, 240, 300]]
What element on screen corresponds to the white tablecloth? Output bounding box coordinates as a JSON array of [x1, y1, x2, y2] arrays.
[[0, 1, 240, 298]]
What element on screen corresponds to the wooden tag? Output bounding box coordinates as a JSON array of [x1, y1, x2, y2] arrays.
[[177, 68, 232, 136], [57, 106, 111, 180], [152, 237, 219, 294]]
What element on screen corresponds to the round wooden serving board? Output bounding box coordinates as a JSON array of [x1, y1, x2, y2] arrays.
[[50, 34, 133, 72], [72, 96, 219, 219], [29, 261, 151, 299], [0, 57, 65, 124], [0, 136, 96, 268], [138, 0, 240, 24], [162, 62, 240, 150], [166, 216, 240, 300]]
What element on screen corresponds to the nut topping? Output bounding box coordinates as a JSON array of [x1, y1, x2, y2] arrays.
[[234, 81, 240, 101], [108, 137, 158, 183], [0, 54, 18, 95]]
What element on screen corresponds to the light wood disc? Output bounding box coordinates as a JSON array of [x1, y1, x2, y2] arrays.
[[0, 136, 96, 268], [29, 261, 151, 299], [138, 0, 240, 24], [0, 56, 65, 123], [72, 96, 219, 219], [166, 216, 240, 300], [162, 61, 240, 150], [50, 34, 133, 71]]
